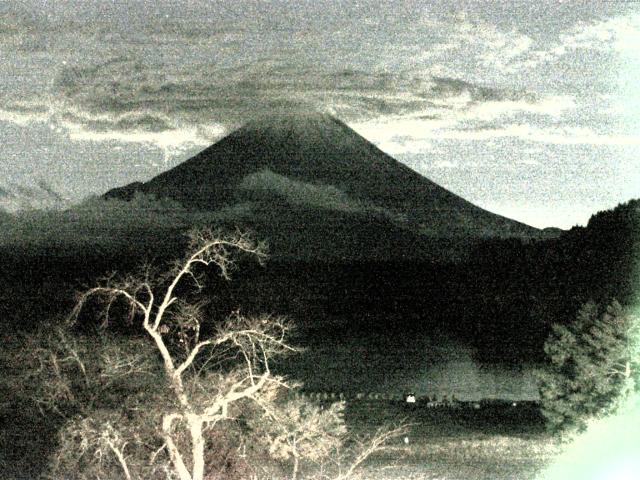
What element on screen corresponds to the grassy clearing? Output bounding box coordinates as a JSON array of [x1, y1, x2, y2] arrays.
[[0, 396, 559, 479], [344, 400, 559, 480], [359, 435, 556, 480]]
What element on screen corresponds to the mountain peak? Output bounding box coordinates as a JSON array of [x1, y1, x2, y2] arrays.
[[226, 112, 355, 150], [105, 113, 540, 260], [241, 111, 338, 128]]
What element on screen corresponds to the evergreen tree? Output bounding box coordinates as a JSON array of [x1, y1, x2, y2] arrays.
[[539, 300, 639, 435]]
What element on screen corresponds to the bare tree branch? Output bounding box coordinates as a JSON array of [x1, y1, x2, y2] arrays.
[[335, 424, 410, 480], [55, 229, 282, 480]]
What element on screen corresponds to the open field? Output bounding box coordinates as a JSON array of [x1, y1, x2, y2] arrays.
[[0, 396, 559, 480], [357, 434, 556, 480], [344, 400, 558, 480]]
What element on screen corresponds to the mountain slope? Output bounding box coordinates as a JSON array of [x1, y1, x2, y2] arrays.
[[0, 180, 68, 213], [105, 113, 541, 260]]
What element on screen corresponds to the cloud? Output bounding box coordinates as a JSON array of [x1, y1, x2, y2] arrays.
[[487, 125, 639, 145], [376, 136, 433, 155], [411, 10, 536, 77], [48, 57, 524, 122], [0, 5, 556, 145], [468, 96, 575, 121], [0, 5, 632, 163], [433, 124, 640, 146], [2, 36, 555, 159], [555, 13, 640, 57], [0, 102, 50, 126], [0, 99, 223, 163], [351, 114, 640, 159], [453, 16, 535, 74], [0, 8, 37, 36], [1, 48, 605, 161], [349, 93, 580, 155], [517, 13, 640, 70], [0, 7, 64, 53]]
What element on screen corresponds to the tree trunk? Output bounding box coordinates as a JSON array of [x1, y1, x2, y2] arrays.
[[190, 415, 205, 480], [292, 455, 299, 480], [162, 415, 192, 480], [291, 439, 299, 480]]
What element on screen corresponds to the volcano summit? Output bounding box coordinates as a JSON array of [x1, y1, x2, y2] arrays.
[[106, 113, 541, 261]]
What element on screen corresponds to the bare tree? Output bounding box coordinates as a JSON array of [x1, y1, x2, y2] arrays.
[[24, 228, 407, 480], [249, 397, 346, 480], [333, 424, 409, 480], [63, 229, 296, 480], [249, 397, 409, 480]]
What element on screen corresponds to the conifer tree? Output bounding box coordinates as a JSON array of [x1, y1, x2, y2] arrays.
[[539, 300, 639, 435]]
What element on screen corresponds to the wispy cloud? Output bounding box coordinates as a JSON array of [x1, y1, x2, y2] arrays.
[[350, 94, 581, 155], [554, 13, 640, 57], [0, 5, 638, 165], [1, 41, 558, 158], [514, 13, 640, 70], [439, 124, 640, 146], [351, 114, 640, 162], [417, 11, 536, 75]]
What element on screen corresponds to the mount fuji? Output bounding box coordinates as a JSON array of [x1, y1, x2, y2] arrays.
[[106, 113, 542, 261]]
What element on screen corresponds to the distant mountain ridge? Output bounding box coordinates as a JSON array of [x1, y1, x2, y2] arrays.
[[105, 113, 545, 261], [0, 180, 68, 213]]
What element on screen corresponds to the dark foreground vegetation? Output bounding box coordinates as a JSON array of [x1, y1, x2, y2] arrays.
[[1, 196, 637, 356], [0, 197, 638, 478]]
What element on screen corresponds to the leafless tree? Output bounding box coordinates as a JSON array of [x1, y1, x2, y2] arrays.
[[62, 229, 296, 480], [26, 228, 407, 480], [332, 424, 409, 480], [249, 397, 409, 480]]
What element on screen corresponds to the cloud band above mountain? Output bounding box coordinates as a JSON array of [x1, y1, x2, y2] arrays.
[[3, 3, 637, 156], [0, 52, 575, 156]]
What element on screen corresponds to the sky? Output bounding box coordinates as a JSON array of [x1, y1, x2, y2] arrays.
[[0, 0, 639, 229]]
